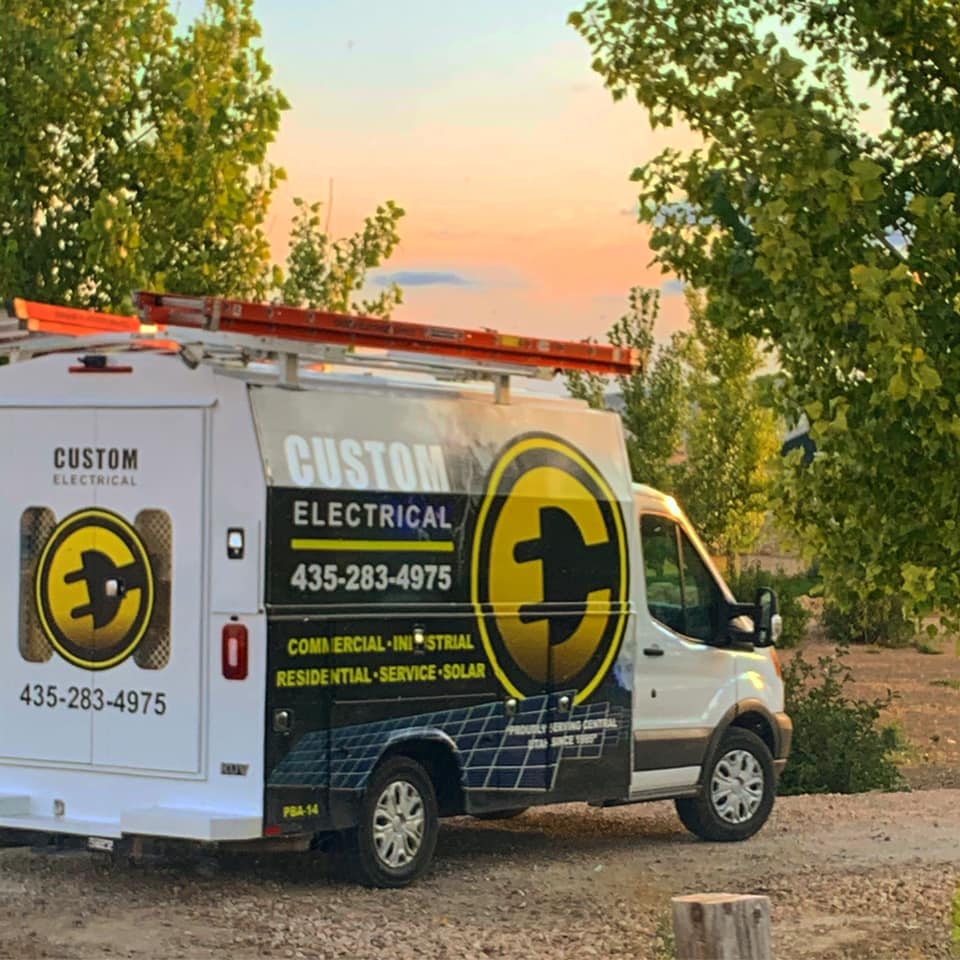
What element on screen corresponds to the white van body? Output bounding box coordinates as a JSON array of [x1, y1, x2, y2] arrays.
[[0, 347, 790, 884]]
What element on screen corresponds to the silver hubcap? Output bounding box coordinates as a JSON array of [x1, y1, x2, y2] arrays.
[[710, 749, 764, 824], [372, 780, 425, 869]]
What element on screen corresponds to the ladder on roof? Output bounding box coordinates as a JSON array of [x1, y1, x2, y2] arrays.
[[3, 292, 643, 400]]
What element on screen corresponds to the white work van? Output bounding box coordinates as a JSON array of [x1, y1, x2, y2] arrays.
[[0, 294, 791, 887]]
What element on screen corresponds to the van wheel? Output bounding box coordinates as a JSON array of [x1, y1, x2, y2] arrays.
[[675, 728, 775, 842], [348, 755, 439, 888], [472, 807, 528, 821]]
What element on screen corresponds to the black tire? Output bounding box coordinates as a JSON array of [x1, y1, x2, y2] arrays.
[[347, 755, 439, 888], [471, 807, 529, 822], [675, 728, 775, 842]]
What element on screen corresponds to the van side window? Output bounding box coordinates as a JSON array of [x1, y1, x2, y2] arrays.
[[677, 528, 722, 642], [640, 514, 722, 642], [640, 514, 685, 635]]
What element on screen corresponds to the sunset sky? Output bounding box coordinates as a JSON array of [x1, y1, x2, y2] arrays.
[[178, 0, 695, 344]]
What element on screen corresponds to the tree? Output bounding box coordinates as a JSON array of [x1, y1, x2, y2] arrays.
[[0, 0, 287, 312], [280, 197, 405, 316], [675, 290, 779, 568], [572, 1, 960, 623], [566, 286, 686, 491], [567, 286, 777, 562]]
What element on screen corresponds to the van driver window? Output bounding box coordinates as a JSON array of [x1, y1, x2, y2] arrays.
[[640, 514, 685, 634], [678, 528, 723, 642], [641, 514, 722, 642]]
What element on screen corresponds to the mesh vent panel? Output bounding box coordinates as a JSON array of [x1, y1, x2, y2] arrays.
[[134, 509, 172, 670], [19, 507, 55, 662]]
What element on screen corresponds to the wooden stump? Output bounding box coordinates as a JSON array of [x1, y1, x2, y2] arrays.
[[671, 893, 772, 960]]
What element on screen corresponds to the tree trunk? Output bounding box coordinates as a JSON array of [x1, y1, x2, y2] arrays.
[[671, 893, 772, 960]]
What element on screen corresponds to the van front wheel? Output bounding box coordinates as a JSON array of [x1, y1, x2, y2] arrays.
[[675, 728, 775, 842], [348, 755, 439, 887]]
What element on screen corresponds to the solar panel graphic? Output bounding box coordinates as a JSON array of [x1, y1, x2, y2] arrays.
[[268, 692, 627, 793]]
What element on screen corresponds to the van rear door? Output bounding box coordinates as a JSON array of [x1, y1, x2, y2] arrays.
[[0, 405, 206, 775], [88, 408, 205, 774], [0, 409, 98, 765]]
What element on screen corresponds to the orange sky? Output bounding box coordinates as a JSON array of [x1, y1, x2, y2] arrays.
[[228, 1, 700, 346]]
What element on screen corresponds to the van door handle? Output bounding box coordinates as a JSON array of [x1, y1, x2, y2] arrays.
[[642, 646, 665, 657], [273, 709, 294, 734]]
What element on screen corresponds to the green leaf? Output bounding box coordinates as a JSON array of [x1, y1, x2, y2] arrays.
[[850, 264, 884, 296], [888, 371, 909, 401], [850, 158, 883, 181], [779, 54, 805, 81], [915, 363, 942, 391]]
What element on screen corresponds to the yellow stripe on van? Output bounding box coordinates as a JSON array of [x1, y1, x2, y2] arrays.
[[290, 538, 455, 553]]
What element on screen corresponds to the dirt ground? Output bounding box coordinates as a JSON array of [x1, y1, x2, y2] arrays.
[[0, 790, 957, 960], [0, 639, 958, 960]]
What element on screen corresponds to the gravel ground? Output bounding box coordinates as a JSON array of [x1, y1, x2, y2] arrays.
[[0, 788, 957, 960]]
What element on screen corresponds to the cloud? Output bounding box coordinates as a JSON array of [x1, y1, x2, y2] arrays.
[[373, 271, 472, 288], [660, 278, 687, 296]]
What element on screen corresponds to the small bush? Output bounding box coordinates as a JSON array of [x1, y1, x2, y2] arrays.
[[726, 564, 813, 648], [821, 595, 914, 647], [779, 647, 906, 795], [651, 911, 675, 960]]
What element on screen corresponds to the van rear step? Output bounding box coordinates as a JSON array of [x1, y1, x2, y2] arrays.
[[0, 803, 260, 842], [0, 830, 311, 859]]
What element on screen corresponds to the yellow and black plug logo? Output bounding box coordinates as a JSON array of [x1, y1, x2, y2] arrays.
[[471, 434, 628, 704], [35, 508, 154, 670]]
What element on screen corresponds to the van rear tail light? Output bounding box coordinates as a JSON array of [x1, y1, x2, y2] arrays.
[[222, 624, 248, 680]]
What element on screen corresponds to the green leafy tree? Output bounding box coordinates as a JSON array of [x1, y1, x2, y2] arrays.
[[568, 286, 777, 562], [571, 0, 960, 623], [566, 286, 686, 491], [0, 0, 288, 312], [676, 290, 780, 567], [279, 197, 405, 316]]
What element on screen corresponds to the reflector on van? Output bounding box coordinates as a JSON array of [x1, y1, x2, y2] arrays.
[[222, 624, 249, 681]]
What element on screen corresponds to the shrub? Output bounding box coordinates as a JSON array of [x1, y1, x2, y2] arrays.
[[779, 647, 906, 795], [726, 564, 813, 648], [821, 595, 914, 647]]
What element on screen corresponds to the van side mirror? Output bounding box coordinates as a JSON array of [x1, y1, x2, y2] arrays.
[[716, 598, 761, 647], [715, 587, 781, 647], [754, 587, 782, 647]]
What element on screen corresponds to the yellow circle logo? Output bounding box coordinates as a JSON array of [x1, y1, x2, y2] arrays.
[[471, 435, 629, 704], [35, 508, 154, 670]]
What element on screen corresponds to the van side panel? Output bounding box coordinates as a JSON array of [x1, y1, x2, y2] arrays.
[[253, 385, 635, 833]]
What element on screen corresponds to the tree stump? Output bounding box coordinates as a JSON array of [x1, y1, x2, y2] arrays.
[[671, 893, 772, 960]]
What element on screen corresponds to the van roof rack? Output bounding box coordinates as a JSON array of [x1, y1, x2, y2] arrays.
[[3, 293, 643, 402]]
